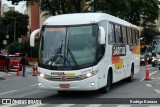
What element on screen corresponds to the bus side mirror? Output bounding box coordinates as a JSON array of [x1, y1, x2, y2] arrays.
[[99, 26, 105, 44], [30, 29, 40, 47]]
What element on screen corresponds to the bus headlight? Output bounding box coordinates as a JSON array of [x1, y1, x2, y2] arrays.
[[86, 72, 92, 77], [81, 70, 98, 79], [40, 73, 45, 78]]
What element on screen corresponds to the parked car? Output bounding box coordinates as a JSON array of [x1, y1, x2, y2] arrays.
[[140, 46, 150, 65], [155, 42, 160, 69], [14, 53, 29, 65], [151, 56, 157, 67], [0, 54, 22, 71], [140, 53, 146, 65]]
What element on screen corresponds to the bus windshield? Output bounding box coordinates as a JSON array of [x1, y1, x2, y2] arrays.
[[39, 25, 97, 69]]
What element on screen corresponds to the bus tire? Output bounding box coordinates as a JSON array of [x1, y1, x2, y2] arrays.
[[127, 65, 134, 82], [100, 71, 112, 93]]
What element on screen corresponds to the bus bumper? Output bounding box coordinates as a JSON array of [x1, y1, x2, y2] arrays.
[[38, 75, 99, 91]]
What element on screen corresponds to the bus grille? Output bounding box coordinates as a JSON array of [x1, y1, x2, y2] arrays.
[[45, 76, 84, 81]]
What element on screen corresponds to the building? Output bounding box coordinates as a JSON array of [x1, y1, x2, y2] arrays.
[[155, 17, 160, 31], [1, 4, 15, 16], [26, 2, 49, 40]]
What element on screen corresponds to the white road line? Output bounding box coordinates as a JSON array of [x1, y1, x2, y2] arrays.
[[0, 90, 18, 96], [145, 84, 152, 87], [140, 71, 158, 81], [148, 106, 160, 107], [26, 104, 45, 107], [30, 84, 37, 86], [154, 89, 160, 94], [85, 104, 102, 107], [116, 105, 131, 107], [55, 104, 75, 107]]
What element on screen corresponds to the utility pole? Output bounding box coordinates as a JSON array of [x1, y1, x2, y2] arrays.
[[14, 18, 16, 42]]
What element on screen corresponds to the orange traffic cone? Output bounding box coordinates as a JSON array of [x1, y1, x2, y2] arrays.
[[145, 61, 150, 80], [16, 63, 20, 76], [32, 61, 37, 76]]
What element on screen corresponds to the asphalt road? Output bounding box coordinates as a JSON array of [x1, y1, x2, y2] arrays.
[[0, 65, 160, 107]]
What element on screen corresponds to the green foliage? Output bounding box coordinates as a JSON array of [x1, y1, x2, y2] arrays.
[[0, 11, 29, 49], [9, 40, 39, 58], [9, 0, 159, 27], [141, 26, 160, 45]]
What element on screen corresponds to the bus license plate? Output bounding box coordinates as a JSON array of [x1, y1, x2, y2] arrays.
[[59, 84, 70, 88]]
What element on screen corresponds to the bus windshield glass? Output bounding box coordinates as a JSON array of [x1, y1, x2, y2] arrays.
[[39, 25, 97, 68]]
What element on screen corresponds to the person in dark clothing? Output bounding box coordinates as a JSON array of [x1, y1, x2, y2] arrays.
[[5, 55, 10, 73], [20, 55, 26, 77]]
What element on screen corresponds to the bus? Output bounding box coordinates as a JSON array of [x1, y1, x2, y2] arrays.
[[30, 13, 140, 94]]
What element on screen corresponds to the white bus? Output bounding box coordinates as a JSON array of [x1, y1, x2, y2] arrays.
[[30, 13, 140, 93]]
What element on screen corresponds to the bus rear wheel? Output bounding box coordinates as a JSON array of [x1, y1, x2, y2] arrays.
[[100, 72, 112, 93], [127, 65, 134, 82]]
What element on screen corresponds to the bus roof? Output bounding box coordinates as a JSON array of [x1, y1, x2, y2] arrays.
[[43, 13, 139, 29]]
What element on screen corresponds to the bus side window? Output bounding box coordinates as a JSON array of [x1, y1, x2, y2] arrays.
[[127, 28, 132, 45], [122, 27, 127, 44], [132, 29, 136, 45], [136, 30, 139, 44], [115, 25, 122, 44], [108, 23, 116, 44]]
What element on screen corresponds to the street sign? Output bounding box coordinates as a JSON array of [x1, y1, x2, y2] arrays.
[[18, 38, 22, 43], [3, 40, 7, 45], [6, 35, 9, 39]]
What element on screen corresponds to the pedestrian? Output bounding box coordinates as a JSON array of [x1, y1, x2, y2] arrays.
[[20, 54, 26, 77], [5, 55, 10, 73]]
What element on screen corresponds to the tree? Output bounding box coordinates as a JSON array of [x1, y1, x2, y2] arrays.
[[141, 25, 160, 45], [8, 0, 160, 27], [0, 11, 29, 48]]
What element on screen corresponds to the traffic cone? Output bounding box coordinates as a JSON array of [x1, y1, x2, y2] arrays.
[[16, 63, 20, 76], [145, 61, 150, 80], [32, 61, 37, 76]]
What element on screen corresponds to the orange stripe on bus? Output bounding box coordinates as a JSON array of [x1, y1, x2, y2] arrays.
[[112, 56, 120, 64]]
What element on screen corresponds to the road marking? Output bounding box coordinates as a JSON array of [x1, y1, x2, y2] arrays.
[[145, 84, 152, 87], [55, 104, 75, 107], [26, 104, 45, 107], [148, 106, 160, 107], [154, 89, 160, 94], [0, 104, 18, 107], [86, 104, 102, 107], [0, 90, 18, 96], [30, 84, 37, 86], [140, 71, 158, 81], [116, 105, 131, 107]]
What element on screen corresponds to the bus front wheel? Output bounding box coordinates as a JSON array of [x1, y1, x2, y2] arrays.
[[100, 72, 112, 93]]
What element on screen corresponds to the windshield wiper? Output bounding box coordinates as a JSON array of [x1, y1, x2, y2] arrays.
[[46, 40, 64, 66], [66, 47, 78, 66], [51, 40, 63, 62]]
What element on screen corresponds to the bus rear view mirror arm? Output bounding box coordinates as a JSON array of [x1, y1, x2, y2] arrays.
[[99, 26, 105, 44], [30, 29, 40, 47]]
